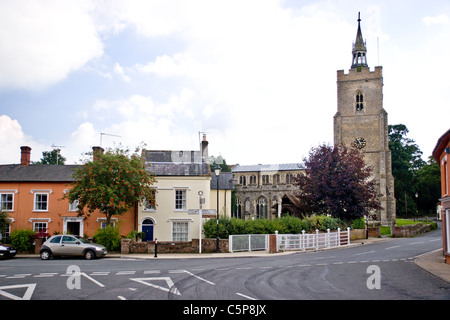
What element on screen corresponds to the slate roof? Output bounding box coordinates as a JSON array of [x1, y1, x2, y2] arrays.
[[0, 164, 81, 182], [232, 163, 304, 173], [144, 150, 210, 176], [210, 172, 234, 190]]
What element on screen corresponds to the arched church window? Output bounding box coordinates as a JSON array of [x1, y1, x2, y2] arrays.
[[256, 197, 267, 219], [356, 92, 364, 111]]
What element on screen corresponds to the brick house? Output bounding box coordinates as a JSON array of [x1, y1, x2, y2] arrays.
[[433, 128, 450, 264], [0, 146, 135, 241]]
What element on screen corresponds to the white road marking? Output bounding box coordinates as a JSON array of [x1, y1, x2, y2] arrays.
[[183, 270, 216, 285], [354, 250, 375, 256], [130, 277, 181, 295], [385, 245, 401, 250], [236, 292, 257, 300]]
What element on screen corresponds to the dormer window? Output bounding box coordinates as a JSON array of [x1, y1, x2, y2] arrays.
[[356, 92, 364, 111]]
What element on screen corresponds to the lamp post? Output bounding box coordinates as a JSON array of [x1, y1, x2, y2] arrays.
[[214, 164, 221, 253]]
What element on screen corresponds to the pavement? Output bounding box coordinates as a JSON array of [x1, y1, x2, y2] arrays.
[[15, 236, 450, 283]]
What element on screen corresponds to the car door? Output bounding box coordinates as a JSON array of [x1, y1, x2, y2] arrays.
[[60, 235, 84, 256], [47, 236, 64, 255]]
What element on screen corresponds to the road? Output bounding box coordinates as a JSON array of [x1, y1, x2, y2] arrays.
[[0, 229, 448, 302]]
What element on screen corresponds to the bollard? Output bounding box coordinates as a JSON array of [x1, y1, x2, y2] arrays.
[[154, 238, 158, 258]]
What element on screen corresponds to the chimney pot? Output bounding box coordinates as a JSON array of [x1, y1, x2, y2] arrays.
[[20, 146, 32, 166]]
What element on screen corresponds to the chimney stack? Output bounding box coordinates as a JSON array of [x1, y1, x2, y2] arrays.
[[201, 134, 209, 162], [92, 146, 104, 162], [20, 146, 32, 166]]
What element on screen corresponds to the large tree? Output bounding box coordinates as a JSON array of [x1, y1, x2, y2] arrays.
[[388, 124, 426, 217], [63, 147, 156, 225], [294, 144, 381, 222]]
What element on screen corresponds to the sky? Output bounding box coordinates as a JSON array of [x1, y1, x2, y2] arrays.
[[0, 0, 449, 166]]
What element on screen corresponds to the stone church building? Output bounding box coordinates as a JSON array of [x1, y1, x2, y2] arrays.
[[232, 163, 304, 219], [334, 13, 396, 226], [233, 13, 396, 226]]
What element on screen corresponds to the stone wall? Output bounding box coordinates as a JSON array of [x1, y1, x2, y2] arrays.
[[121, 238, 229, 254], [392, 223, 433, 238]]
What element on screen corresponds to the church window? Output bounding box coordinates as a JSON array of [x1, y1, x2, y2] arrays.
[[356, 92, 364, 111], [239, 175, 246, 186], [273, 174, 280, 186], [256, 197, 267, 219], [249, 175, 256, 185]]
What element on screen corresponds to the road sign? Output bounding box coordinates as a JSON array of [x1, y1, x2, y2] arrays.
[[188, 209, 216, 215]]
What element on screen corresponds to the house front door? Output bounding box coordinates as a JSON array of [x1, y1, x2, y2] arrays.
[[142, 219, 154, 241]]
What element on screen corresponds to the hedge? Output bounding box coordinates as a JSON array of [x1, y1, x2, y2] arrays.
[[203, 215, 349, 239]]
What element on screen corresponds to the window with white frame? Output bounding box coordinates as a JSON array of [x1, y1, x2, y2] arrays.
[[100, 221, 116, 228], [33, 222, 48, 234], [172, 221, 189, 241], [0, 193, 14, 211], [34, 193, 49, 211], [0, 223, 11, 242], [175, 189, 186, 210]]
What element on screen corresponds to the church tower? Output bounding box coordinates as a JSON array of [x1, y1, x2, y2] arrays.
[[334, 13, 396, 226]]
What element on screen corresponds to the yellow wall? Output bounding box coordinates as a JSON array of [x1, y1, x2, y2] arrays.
[[137, 176, 211, 241]]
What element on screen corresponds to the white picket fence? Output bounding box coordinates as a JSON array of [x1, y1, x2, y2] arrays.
[[228, 228, 351, 253], [276, 228, 351, 252]]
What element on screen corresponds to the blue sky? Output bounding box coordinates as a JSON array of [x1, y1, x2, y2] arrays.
[[0, 0, 449, 165]]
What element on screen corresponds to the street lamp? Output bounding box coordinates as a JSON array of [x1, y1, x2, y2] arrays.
[[214, 164, 221, 253]]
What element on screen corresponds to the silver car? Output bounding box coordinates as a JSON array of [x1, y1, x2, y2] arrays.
[[40, 235, 107, 260]]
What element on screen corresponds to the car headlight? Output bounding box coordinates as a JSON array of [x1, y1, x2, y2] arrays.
[[95, 247, 104, 251]]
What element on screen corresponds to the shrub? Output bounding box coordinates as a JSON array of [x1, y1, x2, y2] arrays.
[[10, 229, 36, 252], [93, 226, 121, 251], [203, 215, 345, 238], [351, 217, 366, 229]]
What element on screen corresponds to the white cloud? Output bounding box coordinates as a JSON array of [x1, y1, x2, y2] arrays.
[[0, 115, 46, 163], [114, 63, 131, 82], [423, 14, 449, 26], [115, 1, 355, 164], [137, 53, 195, 78], [0, 0, 103, 89]]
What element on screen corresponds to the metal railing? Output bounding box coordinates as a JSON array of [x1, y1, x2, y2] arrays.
[[229, 234, 269, 252]]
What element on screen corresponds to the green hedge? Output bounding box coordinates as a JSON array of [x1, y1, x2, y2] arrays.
[[203, 215, 349, 239], [10, 229, 36, 252], [93, 226, 121, 251]]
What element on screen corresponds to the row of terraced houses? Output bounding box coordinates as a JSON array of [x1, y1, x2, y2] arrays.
[[0, 136, 234, 243]]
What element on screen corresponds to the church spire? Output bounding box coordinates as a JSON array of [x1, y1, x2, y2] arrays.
[[351, 12, 368, 69]]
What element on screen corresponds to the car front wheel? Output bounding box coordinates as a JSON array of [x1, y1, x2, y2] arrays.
[[84, 250, 95, 260], [40, 250, 51, 260]]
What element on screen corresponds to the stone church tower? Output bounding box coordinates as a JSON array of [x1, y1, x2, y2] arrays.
[[334, 13, 396, 226]]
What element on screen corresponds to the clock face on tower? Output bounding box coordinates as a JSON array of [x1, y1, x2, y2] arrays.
[[353, 137, 366, 149]]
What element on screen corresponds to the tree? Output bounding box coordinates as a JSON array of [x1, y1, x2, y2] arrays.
[[63, 146, 156, 225], [35, 149, 66, 165], [209, 155, 232, 172], [294, 144, 381, 222], [388, 124, 426, 217], [415, 156, 441, 215], [0, 210, 9, 238]]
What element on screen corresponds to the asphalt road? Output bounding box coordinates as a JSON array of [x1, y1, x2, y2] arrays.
[[0, 229, 448, 302]]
